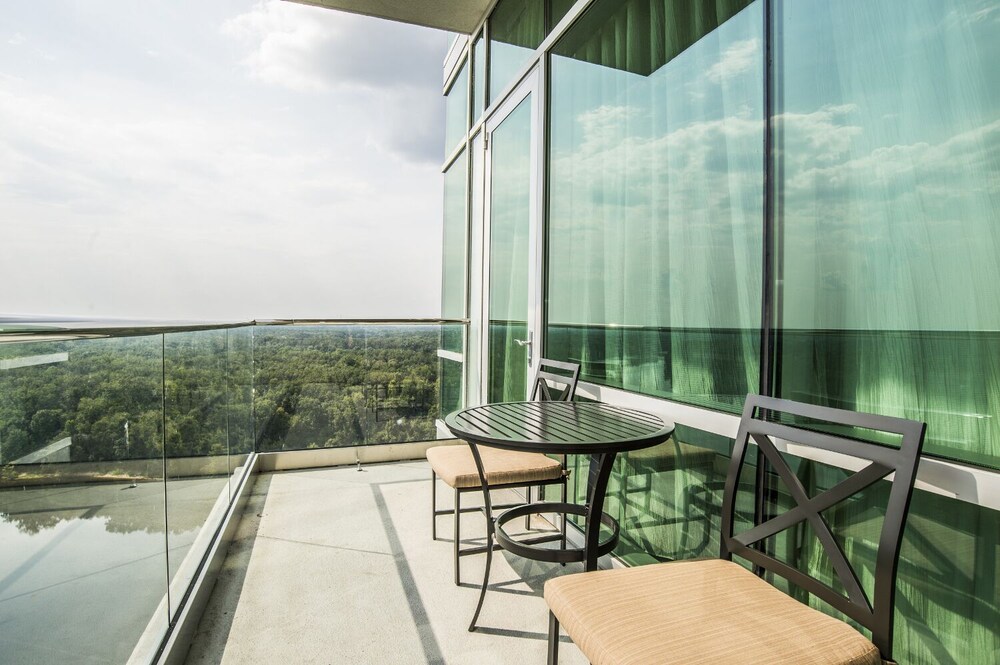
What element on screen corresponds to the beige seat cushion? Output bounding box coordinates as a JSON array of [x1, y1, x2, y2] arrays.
[[426, 444, 563, 489], [545, 559, 882, 665], [625, 440, 716, 471]]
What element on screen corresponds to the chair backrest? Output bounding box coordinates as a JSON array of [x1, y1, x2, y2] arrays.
[[720, 395, 926, 660], [530, 358, 580, 402]]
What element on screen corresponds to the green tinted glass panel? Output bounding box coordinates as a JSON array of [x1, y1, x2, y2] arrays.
[[547, 0, 762, 413], [549, 0, 575, 28], [438, 357, 464, 418], [444, 60, 468, 154], [774, 0, 1000, 470], [473, 35, 486, 121], [440, 323, 463, 354], [487, 97, 533, 403], [559, 425, 732, 564], [441, 151, 468, 320], [488, 0, 544, 103]]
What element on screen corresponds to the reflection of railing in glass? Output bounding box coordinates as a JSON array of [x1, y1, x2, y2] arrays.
[[0, 318, 465, 665], [546, 322, 1000, 471]]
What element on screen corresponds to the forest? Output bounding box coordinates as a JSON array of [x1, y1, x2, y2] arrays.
[[0, 325, 446, 474]]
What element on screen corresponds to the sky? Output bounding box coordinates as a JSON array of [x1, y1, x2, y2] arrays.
[[0, 0, 451, 321]]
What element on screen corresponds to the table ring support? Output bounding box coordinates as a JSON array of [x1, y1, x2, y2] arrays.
[[495, 502, 620, 563], [467, 443, 621, 632]]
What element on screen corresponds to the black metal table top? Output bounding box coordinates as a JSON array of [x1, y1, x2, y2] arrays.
[[444, 401, 675, 455]]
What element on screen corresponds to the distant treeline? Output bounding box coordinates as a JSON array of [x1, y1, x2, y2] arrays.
[[0, 326, 441, 467]]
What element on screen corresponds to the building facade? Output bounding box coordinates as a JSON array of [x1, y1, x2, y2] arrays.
[[441, 1, 1000, 663]]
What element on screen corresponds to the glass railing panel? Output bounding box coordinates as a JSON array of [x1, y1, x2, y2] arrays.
[[227, 326, 255, 500], [253, 325, 367, 451], [361, 325, 441, 444], [437, 323, 466, 419], [254, 324, 447, 451], [0, 335, 169, 664], [163, 329, 232, 617]]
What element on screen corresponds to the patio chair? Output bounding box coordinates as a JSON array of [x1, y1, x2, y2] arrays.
[[427, 358, 580, 585], [544, 394, 926, 665]]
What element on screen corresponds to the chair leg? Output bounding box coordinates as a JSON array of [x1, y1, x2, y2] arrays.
[[454, 487, 461, 586], [431, 470, 437, 541], [525, 484, 532, 530], [547, 611, 560, 664]]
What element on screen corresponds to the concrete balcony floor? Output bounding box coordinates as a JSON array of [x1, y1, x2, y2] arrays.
[[184, 461, 589, 664]]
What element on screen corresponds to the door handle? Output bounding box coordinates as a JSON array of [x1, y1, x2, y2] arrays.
[[515, 332, 533, 365]]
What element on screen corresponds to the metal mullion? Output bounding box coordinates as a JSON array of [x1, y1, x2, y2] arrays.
[[759, 0, 777, 400], [755, 0, 779, 579]]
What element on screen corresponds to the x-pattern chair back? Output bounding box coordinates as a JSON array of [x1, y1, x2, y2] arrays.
[[530, 358, 581, 402], [721, 395, 926, 659]]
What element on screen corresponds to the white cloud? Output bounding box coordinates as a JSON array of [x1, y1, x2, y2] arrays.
[[548, 86, 1000, 330], [8, 32, 26, 45], [706, 38, 758, 84], [0, 1, 448, 320], [220, 0, 444, 164], [222, 0, 443, 93]]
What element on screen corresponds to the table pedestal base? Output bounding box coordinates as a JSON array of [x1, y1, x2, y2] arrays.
[[494, 502, 619, 563]]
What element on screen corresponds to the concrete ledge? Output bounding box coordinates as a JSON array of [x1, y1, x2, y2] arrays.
[[258, 439, 462, 473]]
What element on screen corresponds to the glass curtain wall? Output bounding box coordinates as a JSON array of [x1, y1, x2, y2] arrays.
[[489, 0, 545, 104], [546, 0, 763, 413], [771, 3, 1000, 662], [774, 0, 1000, 472], [439, 150, 468, 418], [444, 60, 469, 155], [487, 98, 534, 403], [472, 35, 487, 122], [488, 0, 575, 104]]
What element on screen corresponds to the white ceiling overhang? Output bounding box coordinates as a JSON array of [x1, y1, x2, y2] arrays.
[[288, 0, 492, 34]]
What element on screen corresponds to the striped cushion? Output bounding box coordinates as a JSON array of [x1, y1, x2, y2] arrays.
[[426, 444, 563, 489], [545, 559, 882, 665]]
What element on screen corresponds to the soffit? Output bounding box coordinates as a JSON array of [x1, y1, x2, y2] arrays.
[[289, 0, 491, 34]]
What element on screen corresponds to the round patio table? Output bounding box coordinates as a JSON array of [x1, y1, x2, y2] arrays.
[[444, 400, 675, 630]]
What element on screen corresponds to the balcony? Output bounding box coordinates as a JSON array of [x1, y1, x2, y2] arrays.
[[3, 0, 1000, 662], [0, 319, 466, 664], [2, 318, 998, 665], [182, 461, 589, 665]]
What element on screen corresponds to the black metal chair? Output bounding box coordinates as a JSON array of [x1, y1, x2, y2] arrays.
[[426, 358, 580, 585], [545, 394, 926, 665]]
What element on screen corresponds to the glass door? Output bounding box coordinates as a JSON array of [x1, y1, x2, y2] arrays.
[[483, 71, 541, 403]]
